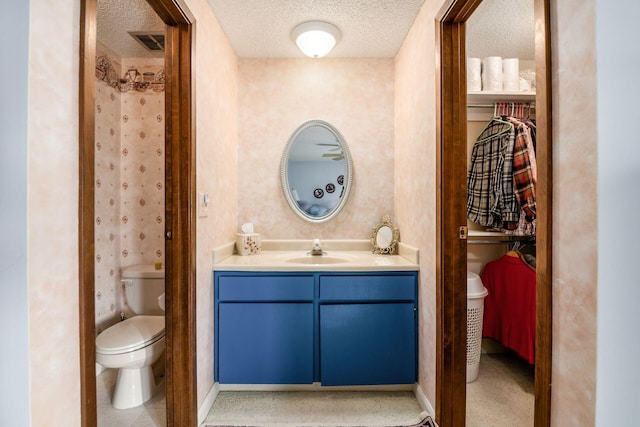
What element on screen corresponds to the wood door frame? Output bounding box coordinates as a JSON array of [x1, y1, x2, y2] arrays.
[[79, 0, 197, 425], [435, 0, 552, 426]]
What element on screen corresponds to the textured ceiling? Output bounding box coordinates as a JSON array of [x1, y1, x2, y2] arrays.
[[97, 0, 165, 59], [467, 0, 534, 60], [97, 0, 533, 60], [206, 0, 426, 58]]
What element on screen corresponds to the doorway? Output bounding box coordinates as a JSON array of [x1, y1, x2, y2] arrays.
[[79, 0, 196, 425], [435, 0, 552, 426]]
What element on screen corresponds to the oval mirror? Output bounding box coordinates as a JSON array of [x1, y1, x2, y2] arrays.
[[280, 120, 353, 223], [371, 215, 399, 254], [376, 226, 393, 248]]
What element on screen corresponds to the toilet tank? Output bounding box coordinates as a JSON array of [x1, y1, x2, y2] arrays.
[[121, 264, 165, 315]]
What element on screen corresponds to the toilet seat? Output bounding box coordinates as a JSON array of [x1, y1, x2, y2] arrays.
[[96, 315, 164, 355]]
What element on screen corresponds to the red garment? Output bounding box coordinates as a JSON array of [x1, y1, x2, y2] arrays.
[[481, 254, 536, 364]]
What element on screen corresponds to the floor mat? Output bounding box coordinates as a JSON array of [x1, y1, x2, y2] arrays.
[[205, 413, 439, 427]]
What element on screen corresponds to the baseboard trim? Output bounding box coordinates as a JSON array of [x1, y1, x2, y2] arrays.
[[413, 384, 436, 417], [198, 382, 220, 425]]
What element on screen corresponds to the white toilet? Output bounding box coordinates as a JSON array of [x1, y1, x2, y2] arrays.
[[96, 264, 166, 409]]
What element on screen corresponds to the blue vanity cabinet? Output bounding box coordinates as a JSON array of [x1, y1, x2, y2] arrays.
[[214, 270, 418, 386], [318, 273, 418, 386], [215, 273, 315, 384]]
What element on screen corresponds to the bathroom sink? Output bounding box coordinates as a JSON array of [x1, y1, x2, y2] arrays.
[[285, 256, 349, 265]]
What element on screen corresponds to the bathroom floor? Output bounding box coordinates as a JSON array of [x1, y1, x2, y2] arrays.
[[94, 351, 530, 427], [97, 367, 166, 427]]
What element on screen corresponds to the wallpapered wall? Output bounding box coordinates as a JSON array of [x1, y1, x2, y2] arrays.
[[94, 42, 165, 333], [237, 58, 395, 240]]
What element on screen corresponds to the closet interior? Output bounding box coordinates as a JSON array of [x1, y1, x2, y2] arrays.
[[464, 0, 536, 425]]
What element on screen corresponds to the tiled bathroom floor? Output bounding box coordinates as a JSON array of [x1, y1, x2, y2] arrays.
[[97, 367, 166, 427]]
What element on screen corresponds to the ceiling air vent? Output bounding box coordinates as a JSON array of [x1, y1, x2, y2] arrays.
[[129, 32, 165, 52]]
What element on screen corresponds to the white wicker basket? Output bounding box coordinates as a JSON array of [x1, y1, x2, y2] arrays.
[[467, 272, 488, 383]]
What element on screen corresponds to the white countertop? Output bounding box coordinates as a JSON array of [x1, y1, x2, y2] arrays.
[[212, 239, 419, 272]]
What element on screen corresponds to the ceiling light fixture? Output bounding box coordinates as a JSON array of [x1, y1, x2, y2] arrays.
[[291, 21, 341, 58]]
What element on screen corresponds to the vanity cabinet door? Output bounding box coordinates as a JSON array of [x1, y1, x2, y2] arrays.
[[218, 302, 313, 384], [320, 302, 416, 386]]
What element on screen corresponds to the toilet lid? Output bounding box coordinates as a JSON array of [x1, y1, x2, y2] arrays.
[[96, 315, 165, 354]]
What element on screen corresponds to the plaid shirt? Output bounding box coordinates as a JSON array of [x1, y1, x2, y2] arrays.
[[467, 118, 520, 228], [510, 121, 536, 221]]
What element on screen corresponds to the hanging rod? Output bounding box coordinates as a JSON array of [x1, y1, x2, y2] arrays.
[[467, 237, 536, 245], [467, 239, 515, 245], [467, 103, 536, 109]]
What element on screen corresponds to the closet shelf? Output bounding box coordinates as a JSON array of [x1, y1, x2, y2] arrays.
[[467, 91, 535, 105], [468, 230, 511, 237]]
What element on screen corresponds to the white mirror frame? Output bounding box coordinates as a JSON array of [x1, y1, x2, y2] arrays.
[[280, 120, 353, 223]]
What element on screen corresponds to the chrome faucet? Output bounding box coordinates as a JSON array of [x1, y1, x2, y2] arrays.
[[309, 238, 326, 256]]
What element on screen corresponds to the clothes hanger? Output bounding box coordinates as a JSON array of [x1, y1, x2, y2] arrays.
[[505, 240, 522, 258], [505, 241, 536, 271], [475, 103, 513, 142]]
